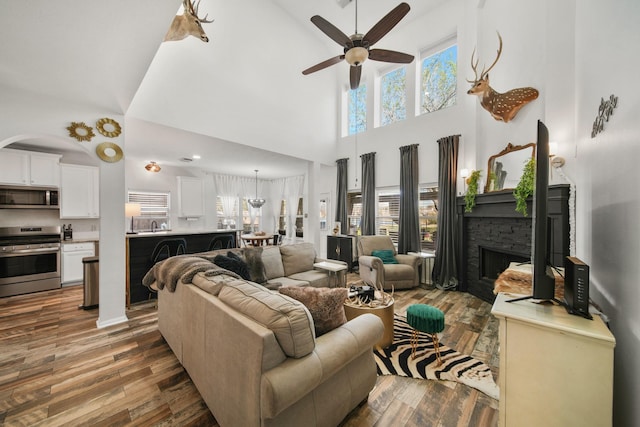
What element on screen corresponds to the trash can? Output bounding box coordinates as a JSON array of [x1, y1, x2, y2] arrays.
[[81, 256, 99, 309]]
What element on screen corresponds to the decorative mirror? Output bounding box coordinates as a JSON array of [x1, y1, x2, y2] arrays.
[[66, 121, 95, 142], [96, 117, 122, 138], [485, 142, 535, 192]]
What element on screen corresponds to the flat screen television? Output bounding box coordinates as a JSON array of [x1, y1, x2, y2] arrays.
[[508, 120, 560, 304]]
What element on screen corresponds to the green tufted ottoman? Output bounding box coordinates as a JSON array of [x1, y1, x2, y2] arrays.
[[406, 304, 445, 365]]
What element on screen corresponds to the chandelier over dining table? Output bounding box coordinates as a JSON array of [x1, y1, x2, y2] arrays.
[[248, 169, 266, 209]]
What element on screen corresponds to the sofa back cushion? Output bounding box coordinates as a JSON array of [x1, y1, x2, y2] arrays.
[[262, 246, 285, 280], [280, 243, 316, 277], [218, 280, 315, 358], [357, 235, 396, 256]]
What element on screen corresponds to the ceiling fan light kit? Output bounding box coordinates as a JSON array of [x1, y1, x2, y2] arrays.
[[303, 2, 414, 90]]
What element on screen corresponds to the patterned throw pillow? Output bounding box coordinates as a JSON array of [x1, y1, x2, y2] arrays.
[[371, 249, 399, 264], [279, 287, 348, 336]]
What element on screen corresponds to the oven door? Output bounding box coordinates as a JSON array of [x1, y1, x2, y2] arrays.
[[0, 246, 61, 296]]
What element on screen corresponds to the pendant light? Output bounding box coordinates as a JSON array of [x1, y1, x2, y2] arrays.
[[248, 169, 266, 208]]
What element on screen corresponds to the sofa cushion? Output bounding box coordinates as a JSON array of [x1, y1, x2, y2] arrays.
[[213, 254, 251, 280], [280, 242, 316, 276], [243, 246, 267, 283], [218, 280, 315, 358], [262, 246, 285, 280], [266, 277, 309, 288], [288, 270, 330, 288], [279, 287, 348, 336], [371, 249, 399, 264]]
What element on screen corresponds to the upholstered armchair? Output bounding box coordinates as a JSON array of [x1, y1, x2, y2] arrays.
[[357, 235, 421, 290]]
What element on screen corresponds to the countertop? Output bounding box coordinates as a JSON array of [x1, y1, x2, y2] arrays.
[[125, 229, 239, 238]]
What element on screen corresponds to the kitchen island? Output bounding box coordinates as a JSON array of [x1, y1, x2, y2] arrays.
[[126, 229, 238, 305]]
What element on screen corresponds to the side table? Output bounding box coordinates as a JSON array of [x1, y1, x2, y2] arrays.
[[344, 298, 395, 349], [408, 251, 435, 286], [313, 261, 347, 287]]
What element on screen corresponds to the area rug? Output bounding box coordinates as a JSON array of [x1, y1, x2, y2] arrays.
[[374, 316, 499, 399]]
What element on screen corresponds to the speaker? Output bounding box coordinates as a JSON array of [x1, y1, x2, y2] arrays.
[[564, 256, 591, 319]]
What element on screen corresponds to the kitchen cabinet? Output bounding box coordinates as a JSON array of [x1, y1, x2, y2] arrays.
[[177, 176, 204, 217], [60, 164, 99, 218], [62, 242, 95, 284], [0, 148, 61, 187]]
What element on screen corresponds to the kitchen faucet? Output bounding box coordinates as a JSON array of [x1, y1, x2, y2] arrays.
[[151, 220, 158, 232]]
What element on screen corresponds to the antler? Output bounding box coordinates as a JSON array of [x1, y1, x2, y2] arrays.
[[467, 47, 479, 83], [480, 32, 502, 80], [187, 0, 214, 23]]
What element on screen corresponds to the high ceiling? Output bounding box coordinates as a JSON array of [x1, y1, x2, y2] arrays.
[[0, 0, 447, 179]]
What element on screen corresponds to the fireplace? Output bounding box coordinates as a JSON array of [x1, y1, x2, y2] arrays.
[[456, 185, 569, 303]]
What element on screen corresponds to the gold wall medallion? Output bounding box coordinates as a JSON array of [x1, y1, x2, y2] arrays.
[[96, 142, 123, 163], [67, 122, 95, 142], [96, 117, 122, 138]]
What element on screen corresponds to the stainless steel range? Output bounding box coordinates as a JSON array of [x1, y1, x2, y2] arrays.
[[0, 226, 61, 297]]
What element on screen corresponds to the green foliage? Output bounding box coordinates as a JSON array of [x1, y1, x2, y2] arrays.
[[513, 158, 536, 216], [421, 45, 458, 114], [464, 170, 481, 213], [381, 68, 407, 126]]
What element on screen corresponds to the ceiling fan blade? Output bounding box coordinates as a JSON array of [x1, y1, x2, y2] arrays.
[[363, 2, 410, 47], [369, 49, 414, 64], [302, 55, 345, 75], [310, 15, 353, 48], [350, 65, 362, 90]]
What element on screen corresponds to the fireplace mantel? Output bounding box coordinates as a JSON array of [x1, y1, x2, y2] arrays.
[[456, 185, 569, 303]]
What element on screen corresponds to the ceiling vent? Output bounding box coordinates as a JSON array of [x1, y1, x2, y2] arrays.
[[180, 157, 193, 162], [336, 0, 352, 8]]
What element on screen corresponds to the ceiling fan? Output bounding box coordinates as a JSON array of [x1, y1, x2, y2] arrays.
[[302, 1, 414, 90]]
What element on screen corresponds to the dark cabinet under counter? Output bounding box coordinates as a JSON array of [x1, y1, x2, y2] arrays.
[[126, 230, 238, 306], [327, 235, 357, 272]]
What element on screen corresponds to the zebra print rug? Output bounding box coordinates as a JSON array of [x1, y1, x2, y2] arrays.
[[374, 316, 499, 399]]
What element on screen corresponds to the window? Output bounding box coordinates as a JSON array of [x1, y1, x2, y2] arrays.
[[419, 186, 439, 251], [128, 190, 170, 232], [216, 196, 238, 229], [242, 199, 260, 233], [278, 198, 304, 237], [420, 42, 457, 114], [377, 189, 399, 244], [348, 84, 366, 135], [347, 192, 362, 235], [376, 186, 439, 249], [380, 67, 406, 126]]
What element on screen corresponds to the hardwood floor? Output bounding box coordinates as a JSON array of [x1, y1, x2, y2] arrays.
[[0, 279, 499, 427]]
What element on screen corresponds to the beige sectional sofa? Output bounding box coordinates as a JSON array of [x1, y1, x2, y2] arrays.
[[157, 267, 384, 426]]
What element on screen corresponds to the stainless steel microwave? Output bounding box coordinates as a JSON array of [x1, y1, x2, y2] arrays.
[[0, 185, 59, 209]]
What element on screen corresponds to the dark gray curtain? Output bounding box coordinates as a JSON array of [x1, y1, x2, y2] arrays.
[[360, 152, 376, 235], [432, 135, 460, 290], [335, 158, 349, 235], [398, 144, 420, 254]]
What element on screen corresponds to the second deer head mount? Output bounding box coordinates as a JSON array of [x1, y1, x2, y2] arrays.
[[467, 32, 539, 123], [164, 0, 213, 43]]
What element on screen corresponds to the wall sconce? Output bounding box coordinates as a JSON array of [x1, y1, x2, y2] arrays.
[[125, 203, 141, 234], [460, 168, 470, 193], [548, 142, 565, 169], [145, 161, 161, 172]]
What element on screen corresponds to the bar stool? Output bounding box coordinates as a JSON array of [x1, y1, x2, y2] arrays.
[[147, 238, 187, 301], [406, 304, 445, 365], [208, 234, 236, 250]]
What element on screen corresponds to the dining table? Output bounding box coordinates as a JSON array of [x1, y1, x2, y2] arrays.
[[240, 232, 275, 247]]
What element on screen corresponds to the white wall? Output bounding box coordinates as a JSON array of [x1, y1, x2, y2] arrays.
[[574, 1, 640, 425]]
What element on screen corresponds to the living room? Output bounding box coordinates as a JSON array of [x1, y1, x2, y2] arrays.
[[0, 0, 638, 426]]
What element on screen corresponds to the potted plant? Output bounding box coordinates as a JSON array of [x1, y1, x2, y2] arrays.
[[513, 158, 535, 216], [464, 170, 481, 213]]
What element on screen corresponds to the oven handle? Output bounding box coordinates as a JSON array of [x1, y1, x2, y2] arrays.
[[0, 247, 60, 257]]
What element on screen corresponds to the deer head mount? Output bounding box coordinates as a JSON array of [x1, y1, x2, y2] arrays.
[[467, 33, 539, 123], [164, 0, 213, 43]]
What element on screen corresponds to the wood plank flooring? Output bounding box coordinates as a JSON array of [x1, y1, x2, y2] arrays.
[[0, 278, 499, 426]]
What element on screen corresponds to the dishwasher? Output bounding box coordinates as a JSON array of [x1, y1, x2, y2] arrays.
[[62, 242, 95, 284]]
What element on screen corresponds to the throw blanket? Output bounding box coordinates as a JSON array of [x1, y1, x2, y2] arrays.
[[494, 262, 564, 299], [142, 255, 240, 292]]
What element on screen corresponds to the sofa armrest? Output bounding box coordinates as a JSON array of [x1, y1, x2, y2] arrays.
[[260, 313, 384, 419]]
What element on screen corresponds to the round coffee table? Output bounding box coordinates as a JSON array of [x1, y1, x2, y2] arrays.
[[344, 298, 394, 349]]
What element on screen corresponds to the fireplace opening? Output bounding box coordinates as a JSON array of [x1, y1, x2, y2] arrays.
[[480, 247, 529, 283]]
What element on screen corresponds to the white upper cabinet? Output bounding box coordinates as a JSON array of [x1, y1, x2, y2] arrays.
[[60, 164, 99, 218], [0, 148, 61, 187], [177, 176, 204, 217]]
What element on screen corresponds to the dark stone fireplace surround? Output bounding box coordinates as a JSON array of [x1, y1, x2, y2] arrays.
[[456, 185, 569, 303]]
